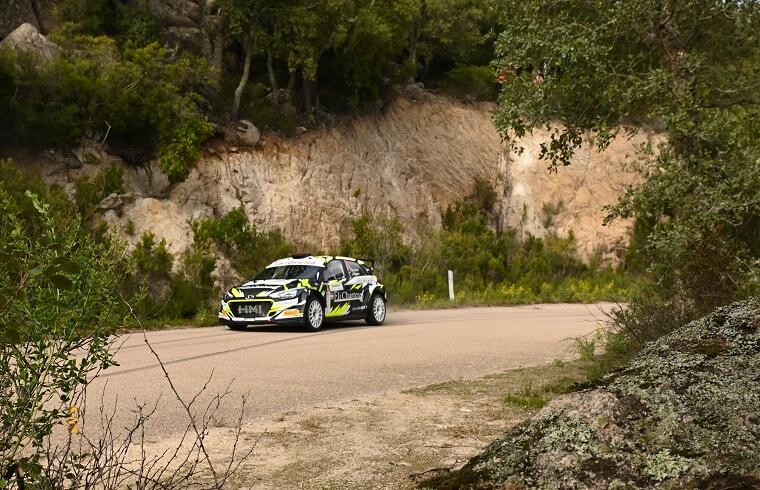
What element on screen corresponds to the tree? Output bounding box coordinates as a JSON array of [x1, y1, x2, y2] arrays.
[[493, 1, 760, 338], [222, 0, 284, 117], [407, 0, 491, 81]]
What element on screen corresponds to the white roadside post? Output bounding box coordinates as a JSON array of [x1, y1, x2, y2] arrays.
[[448, 270, 455, 302]]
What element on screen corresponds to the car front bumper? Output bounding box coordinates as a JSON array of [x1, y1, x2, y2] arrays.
[[218, 298, 306, 325]]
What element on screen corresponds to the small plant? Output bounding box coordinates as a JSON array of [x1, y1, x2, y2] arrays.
[[541, 200, 565, 229], [504, 383, 547, 410], [575, 337, 597, 362]]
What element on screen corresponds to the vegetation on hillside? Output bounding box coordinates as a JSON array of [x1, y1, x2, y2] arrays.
[[340, 189, 632, 306], [491, 0, 760, 372], [0, 0, 498, 183]]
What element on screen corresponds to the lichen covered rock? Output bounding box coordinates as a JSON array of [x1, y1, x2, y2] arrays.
[[430, 300, 760, 489]]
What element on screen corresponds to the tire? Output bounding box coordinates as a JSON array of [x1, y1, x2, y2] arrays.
[[365, 294, 386, 326], [304, 296, 325, 331]]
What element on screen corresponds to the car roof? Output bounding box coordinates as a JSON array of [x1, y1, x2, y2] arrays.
[[265, 255, 366, 268]]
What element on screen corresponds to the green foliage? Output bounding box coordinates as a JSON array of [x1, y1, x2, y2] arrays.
[[434, 65, 497, 101], [132, 232, 173, 281], [341, 184, 632, 305], [340, 211, 410, 272], [504, 383, 547, 410], [0, 160, 128, 484], [3, 38, 214, 181], [55, 0, 161, 48], [193, 208, 292, 278], [73, 162, 124, 215], [164, 245, 217, 319], [217, 81, 299, 132], [158, 118, 214, 183], [494, 0, 760, 370], [218, 0, 497, 116], [127, 232, 218, 321]]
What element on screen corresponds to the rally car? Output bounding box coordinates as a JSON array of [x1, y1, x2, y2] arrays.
[[219, 255, 387, 331]]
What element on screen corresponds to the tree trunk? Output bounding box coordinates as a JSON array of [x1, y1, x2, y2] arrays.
[[266, 50, 279, 107], [407, 0, 427, 83], [302, 76, 312, 115], [287, 67, 297, 99], [30, 0, 45, 34], [232, 39, 253, 118]]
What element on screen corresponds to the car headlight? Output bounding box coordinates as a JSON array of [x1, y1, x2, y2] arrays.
[[270, 289, 300, 300]]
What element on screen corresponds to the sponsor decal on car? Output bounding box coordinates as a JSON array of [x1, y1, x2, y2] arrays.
[[237, 303, 267, 317], [333, 291, 363, 302], [267, 257, 325, 268]]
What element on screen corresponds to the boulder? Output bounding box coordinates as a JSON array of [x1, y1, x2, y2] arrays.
[[0, 23, 58, 62], [431, 300, 760, 489], [236, 120, 261, 147]]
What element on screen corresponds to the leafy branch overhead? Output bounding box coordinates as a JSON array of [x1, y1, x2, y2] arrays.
[[494, 0, 760, 317]]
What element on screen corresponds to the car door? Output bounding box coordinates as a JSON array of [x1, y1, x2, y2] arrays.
[[323, 259, 350, 318], [344, 260, 372, 316]]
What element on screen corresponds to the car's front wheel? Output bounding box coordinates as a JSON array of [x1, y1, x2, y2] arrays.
[[365, 294, 386, 326], [304, 297, 325, 331]]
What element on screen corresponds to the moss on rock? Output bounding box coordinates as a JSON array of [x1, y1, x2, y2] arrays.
[[425, 299, 760, 489]]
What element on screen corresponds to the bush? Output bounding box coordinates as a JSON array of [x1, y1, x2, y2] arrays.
[[341, 183, 633, 306], [4, 38, 214, 182], [73, 162, 124, 215], [0, 164, 129, 485], [435, 65, 498, 101], [54, 0, 161, 48], [194, 208, 293, 279], [128, 232, 217, 321]]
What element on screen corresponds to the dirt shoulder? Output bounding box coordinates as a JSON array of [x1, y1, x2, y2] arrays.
[[150, 359, 589, 488]]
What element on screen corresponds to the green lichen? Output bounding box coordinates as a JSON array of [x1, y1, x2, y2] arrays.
[[425, 299, 760, 489]]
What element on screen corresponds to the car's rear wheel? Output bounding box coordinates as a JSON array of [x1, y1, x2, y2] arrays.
[[365, 294, 386, 326], [304, 297, 325, 331]]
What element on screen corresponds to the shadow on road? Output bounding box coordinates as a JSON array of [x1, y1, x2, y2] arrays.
[[232, 320, 375, 333]]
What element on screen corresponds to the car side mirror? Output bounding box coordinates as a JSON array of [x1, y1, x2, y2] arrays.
[[330, 272, 344, 281]]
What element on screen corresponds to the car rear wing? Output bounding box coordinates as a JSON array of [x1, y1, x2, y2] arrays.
[[358, 258, 375, 272]]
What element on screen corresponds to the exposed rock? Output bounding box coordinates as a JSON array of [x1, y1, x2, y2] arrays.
[[0, 22, 58, 61], [0, 1, 40, 39], [236, 120, 261, 147], [164, 26, 204, 52], [430, 300, 760, 489], [97, 192, 137, 215], [97, 193, 125, 213], [28, 92, 645, 259]]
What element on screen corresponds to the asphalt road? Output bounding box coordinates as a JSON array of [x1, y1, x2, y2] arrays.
[[86, 304, 610, 438]]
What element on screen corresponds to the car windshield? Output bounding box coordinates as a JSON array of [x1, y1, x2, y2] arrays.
[[254, 265, 321, 281]]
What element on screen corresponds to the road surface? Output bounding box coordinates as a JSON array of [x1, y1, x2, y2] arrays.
[[87, 304, 609, 438]]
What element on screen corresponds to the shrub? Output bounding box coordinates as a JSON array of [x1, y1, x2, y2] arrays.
[[73, 162, 124, 215], [340, 211, 410, 272], [0, 169, 129, 485], [193, 208, 292, 279], [435, 65, 498, 101], [5, 38, 214, 182], [342, 182, 633, 306]]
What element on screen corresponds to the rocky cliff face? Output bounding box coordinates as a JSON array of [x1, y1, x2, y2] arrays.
[[28, 91, 648, 260]]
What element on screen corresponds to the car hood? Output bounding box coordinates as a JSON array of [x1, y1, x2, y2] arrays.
[[232, 278, 300, 298]]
